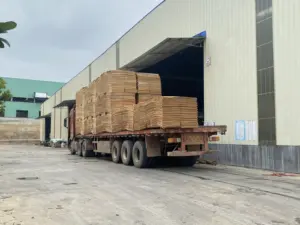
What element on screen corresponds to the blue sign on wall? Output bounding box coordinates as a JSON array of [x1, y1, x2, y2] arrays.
[[235, 120, 246, 141]]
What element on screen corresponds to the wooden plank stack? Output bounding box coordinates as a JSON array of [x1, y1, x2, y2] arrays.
[[133, 102, 147, 131], [136, 73, 162, 94], [83, 80, 97, 135], [113, 106, 134, 132], [93, 71, 136, 133], [75, 87, 88, 135], [134, 96, 198, 129], [75, 69, 198, 135], [136, 73, 162, 103], [100, 70, 137, 94]]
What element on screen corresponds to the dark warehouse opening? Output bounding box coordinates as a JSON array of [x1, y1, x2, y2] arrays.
[[140, 45, 204, 125]]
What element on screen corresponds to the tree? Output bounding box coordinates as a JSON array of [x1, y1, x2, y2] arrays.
[[0, 21, 17, 48], [0, 78, 12, 115]]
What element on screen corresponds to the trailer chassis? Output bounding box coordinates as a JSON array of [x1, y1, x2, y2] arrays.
[[70, 126, 226, 168]]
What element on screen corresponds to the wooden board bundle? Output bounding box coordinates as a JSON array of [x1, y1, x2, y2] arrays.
[[94, 94, 135, 133], [134, 96, 198, 130], [75, 87, 88, 135], [76, 70, 199, 134], [133, 102, 147, 131], [95, 93, 135, 115], [137, 93, 161, 103], [136, 73, 161, 95], [97, 70, 137, 95], [112, 106, 134, 132]]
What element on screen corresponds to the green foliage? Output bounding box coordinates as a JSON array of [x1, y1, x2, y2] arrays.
[[0, 78, 12, 114], [0, 21, 17, 48]]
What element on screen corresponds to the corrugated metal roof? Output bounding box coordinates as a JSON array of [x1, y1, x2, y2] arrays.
[[54, 100, 75, 108], [121, 37, 205, 71]]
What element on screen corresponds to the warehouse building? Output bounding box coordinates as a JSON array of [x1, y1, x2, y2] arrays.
[[40, 0, 300, 172], [2, 77, 64, 118]]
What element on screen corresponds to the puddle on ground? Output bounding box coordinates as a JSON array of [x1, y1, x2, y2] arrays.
[[17, 177, 39, 181], [63, 182, 78, 185]]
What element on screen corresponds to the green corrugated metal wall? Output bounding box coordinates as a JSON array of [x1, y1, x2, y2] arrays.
[[3, 77, 64, 98], [2, 77, 64, 118]]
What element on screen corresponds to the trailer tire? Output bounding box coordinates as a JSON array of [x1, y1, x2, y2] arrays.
[[121, 140, 133, 166], [70, 141, 76, 155], [111, 140, 122, 164], [82, 141, 95, 158], [132, 141, 148, 168], [76, 144, 82, 157]]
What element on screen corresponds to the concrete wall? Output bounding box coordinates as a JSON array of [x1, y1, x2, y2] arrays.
[[0, 117, 40, 144], [273, 0, 300, 146]]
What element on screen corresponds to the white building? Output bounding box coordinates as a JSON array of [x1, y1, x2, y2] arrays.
[[40, 0, 300, 173]]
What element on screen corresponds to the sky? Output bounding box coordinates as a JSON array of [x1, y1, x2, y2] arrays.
[[0, 0, 163, 82]]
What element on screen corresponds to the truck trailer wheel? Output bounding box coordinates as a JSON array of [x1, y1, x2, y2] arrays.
[[70, 141, 76, 155], [111, 140, 122, 163], [121, 140, 133, 166], [82, 140, 95, 158], [76, 146, 82, 157], [132, 141, 148, 168]]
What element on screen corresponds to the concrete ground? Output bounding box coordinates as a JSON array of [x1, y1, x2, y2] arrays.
[[0, 145, 300, 225]]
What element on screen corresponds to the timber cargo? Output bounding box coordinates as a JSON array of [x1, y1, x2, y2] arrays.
[[68, 70, 227, 168]]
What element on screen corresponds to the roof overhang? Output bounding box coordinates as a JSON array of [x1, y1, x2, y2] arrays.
[[36, 113, 51, 119], [121, 37, 205, 72], [54, 100, 75, 109]]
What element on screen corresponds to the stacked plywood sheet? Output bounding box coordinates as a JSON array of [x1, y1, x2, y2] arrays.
[[92, 70, 137, 133], [177, 97, 198, 128], [83, 80, 98, 135], [95, 94, 135, 133], [99, 70, 137, 95], [112, 106, 134, 132], [134, 96, 198, 130], [133, 102, 147, 131], [137, 94, 160, 103], [76, 70, 198, 134], [75, 87, 88, 135], [136, 73, 162, 95]]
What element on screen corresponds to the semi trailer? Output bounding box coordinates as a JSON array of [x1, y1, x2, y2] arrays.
[[67, 107, 227, 168]]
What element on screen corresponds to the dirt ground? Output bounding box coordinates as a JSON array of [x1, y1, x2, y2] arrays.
[[0, 145, 300, 225]]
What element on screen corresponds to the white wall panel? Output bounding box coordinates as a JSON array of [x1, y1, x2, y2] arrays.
[[120, 0, 257, 144], [40, 119, 45, 141], [199, 0, 257, 145], [273, 0, 300, 145], [61, 67, 90, 101], [61, 108, 69, 140], [119, 1, 192, 67], [53, 90, 62, 139], [43, 95, 55, 116], [91, 44, 117, 81]]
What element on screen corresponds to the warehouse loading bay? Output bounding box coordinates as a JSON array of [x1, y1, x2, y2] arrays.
[[124, 38, 205, 124], [1, 40, 300, 225]]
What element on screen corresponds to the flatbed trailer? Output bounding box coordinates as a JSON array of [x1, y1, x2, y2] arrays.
[[69, 123, 227, 168]]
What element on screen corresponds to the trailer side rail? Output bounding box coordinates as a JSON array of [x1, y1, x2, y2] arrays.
[[77, 126, 226, 139]]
